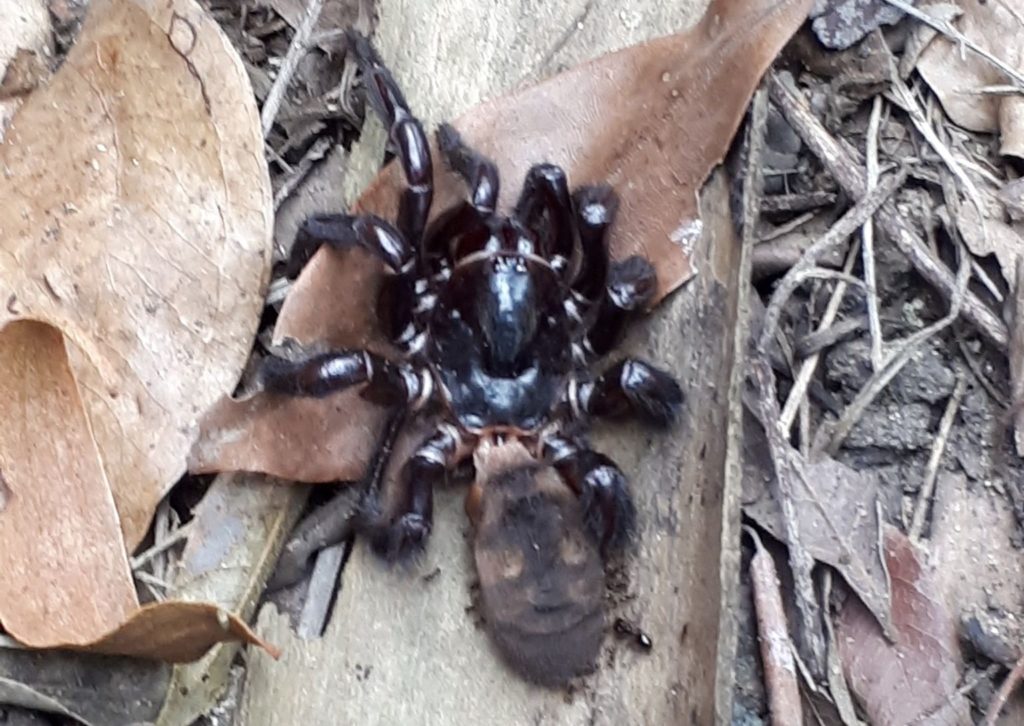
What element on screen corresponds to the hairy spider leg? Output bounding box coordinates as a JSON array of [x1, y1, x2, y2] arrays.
[[287, 213, 414, 278], [437, 123, 500, 215], [542, 435, 635, 553], [583, 254, 657, 356], [284, 213, 419, 343], [578, 357, 684, 427], [259, 349, 423, 409], [347, 30, 434, 255], [514, 163, 576, 274], [420, 124, 503, 270], [359, 425, 466, 560], [569, 185, 617, 304]]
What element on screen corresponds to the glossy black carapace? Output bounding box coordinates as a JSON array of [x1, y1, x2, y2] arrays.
[[262, 31, 683, 685]]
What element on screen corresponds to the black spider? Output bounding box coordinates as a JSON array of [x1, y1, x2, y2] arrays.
[[263, 35, 683, 677], [264, 31, 683, 561]]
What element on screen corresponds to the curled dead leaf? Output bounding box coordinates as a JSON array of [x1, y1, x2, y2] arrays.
[[916, 0, 1024, 158], [0, 0, 272, 550], [837, 526, 971, 726], [192, 0, 813, 484], [0, 0, 273, 659]]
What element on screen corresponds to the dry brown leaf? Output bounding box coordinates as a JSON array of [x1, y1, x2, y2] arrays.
[[0, 320, 137, 645], [190, 246, 394, 482], [0, 325, 273, 660], [0, 0, 272, 550], [836, 526, 971, 726], [742, 411, 894, 636], [0, 0, 274, 659], [916, 0, 1024, 158], [192, 0, 813, 483], [79, 602, 278, 662]]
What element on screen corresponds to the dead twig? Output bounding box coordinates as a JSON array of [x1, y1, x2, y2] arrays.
[[780, 241, 862, 431], [758, 211, 816, 243], [819, 232, 970, 456], [822, 572, 866, 726], [130, 519, 193, 571], [761, 191, 837, 214], [768, 73, 1009, 350], [750, 356, 827, 679], [983, 653, 1024, 726], [795, 316, 866, 359], [261, 0, 326, 137], [909, 373, 967, 542], [862, 96, 884, 370], [757, 168, 906, 354], [273, 136, 334, 209], [744, 526, 803, 726]]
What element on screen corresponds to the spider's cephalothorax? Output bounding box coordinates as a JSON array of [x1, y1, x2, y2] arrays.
[[264, 31, 684, 684]]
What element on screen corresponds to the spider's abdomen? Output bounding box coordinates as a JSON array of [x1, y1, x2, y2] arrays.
[[428, 252, 572, 433]]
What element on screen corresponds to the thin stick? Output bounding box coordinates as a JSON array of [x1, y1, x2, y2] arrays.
[[750, 356, 827, 678], [744, 526, 804, 725], [983, 654, 1024, 726], [274, 136, 334, 209], [769, 73, 1009, 350], [758, 169, 906, 354], [882, 0, 1024, 90], [261, 0, 326, 137], [780, 242, 861, 431], [759, 211, 816, 243], [820, 234, 971, 456], [909, 373, 967, 542], [863, 96, 884, 370], [130, 520, 193, 570]]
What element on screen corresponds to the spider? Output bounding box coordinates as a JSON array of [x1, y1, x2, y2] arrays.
[[262, 31, 683, 683]]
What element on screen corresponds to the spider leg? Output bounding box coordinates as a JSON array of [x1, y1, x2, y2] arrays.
[[514, 163, 575, 273], [542, 435, 635, 553], [569, 185, 617, 303], [583, 255, 657, 356], [358, 424, 465, 560], [577, 358, 684, 427], [286, 213, 414, 279], [419, 124, 501, 269], [347, 31, 433, 249], [259, 350, 424, 408], [437, 123, 499, 215]]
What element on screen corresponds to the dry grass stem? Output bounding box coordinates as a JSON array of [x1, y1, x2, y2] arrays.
[[909, 373, 968, 542], [758, 168, 905, 355], [769, 73, 1009, 349], [261, 0, 326, 137], [863, 95, 884, 370], [982, 654, 1024, 726], [780, 241, 862, 431], [820, 235, 971, 456]]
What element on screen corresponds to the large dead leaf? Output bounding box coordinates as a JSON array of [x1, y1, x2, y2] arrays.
[[0, 323, 272, 660], [191, 0, 813, 482], [0, 0, 272, 547], [0, 0, 273, 656], [916, 0, 1024, 158], [837, 526, 971, 726], [742, 410, 894, 636]]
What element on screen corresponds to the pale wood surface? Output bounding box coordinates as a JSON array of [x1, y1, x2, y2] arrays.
[[240, 1, 749, 723]]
